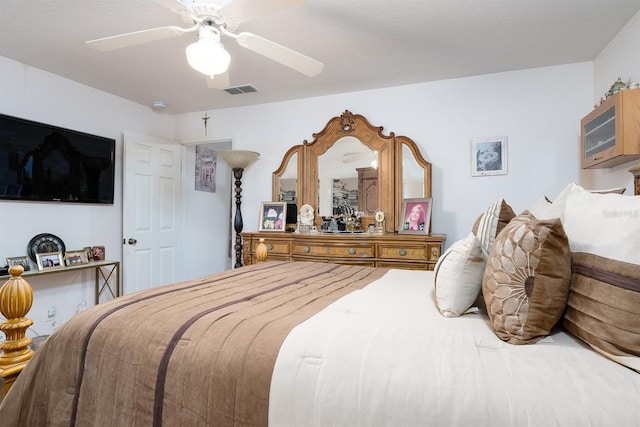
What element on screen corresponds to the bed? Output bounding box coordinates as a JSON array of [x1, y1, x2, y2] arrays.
[[1, 183, 639, 426]]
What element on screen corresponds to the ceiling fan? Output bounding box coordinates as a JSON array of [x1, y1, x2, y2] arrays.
[[86, 0, 323, 88]]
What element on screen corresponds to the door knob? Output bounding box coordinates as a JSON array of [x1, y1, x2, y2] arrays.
[[128, 238, 137, 245]]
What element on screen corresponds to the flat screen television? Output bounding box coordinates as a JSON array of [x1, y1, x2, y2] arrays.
[[0, 113, 115, 204]]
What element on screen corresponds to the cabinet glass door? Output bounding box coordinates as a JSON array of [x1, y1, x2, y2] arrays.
[[584, 106, 615, 159]]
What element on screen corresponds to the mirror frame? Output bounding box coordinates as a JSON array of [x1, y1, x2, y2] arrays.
[[272, 110, 432, 233], [272, 145, 303, 204]]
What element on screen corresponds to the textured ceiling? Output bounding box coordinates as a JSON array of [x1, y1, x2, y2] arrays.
[[1, 0, 639, 114]]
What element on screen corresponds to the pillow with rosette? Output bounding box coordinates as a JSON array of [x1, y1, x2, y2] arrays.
[[482, 211, 571, 344]]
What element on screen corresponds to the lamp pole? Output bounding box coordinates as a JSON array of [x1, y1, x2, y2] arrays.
[[216, 150, 260, 268], [231, 167, 245, 268]]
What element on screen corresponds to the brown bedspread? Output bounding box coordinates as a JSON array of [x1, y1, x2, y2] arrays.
[[0, 261, 387, 427]]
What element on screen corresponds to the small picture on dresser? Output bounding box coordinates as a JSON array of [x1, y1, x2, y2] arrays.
[[259, 202, 287, 232], [399, 198, 432, 235]]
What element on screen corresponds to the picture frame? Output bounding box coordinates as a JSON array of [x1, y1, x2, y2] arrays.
[[36, 251, 64, 271], [258, 202, 287, 232], [471, 136, 508, 176], [6, 256, 31, 271], [83, 246, 93, 262], [91, 246, 105, 261], [65, 250, 89, 266], [399, 198, 432, 234]]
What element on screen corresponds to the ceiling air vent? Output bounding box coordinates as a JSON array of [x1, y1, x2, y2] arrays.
[[224, 85, 258, 95]]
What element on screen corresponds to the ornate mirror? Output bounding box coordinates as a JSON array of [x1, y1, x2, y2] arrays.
[[273, 111, 431, 233], [272, 145, 302, 205], [396, 135, 431, 196]]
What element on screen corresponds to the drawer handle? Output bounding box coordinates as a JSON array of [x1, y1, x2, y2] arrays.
[[304, 246, 310, 253], [592, 155, 603, 160], [349, 248, 356, 255], [399, 248, 406, 256], [326, 247, 331, 254], [267, 244, 273, 250]]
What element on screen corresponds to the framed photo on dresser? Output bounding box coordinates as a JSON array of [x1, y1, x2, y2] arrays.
[[259, 202, 287, 232], [399, 198, 432, 235]]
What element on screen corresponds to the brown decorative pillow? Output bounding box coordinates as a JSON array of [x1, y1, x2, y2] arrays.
[[563, 253, 640, 372], [482, 211, 571, 344], [471, 199, 516, 255]]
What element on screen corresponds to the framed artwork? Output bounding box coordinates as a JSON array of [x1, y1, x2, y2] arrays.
[[194, 145, 217, 193], [6, 256, 31, 271], [65, 250, 89, 266], [83, 246, 93, 262], [259, 202, 287, 232], [471, 136, 508, 176], [399, 198, 432, 234], [91, 246, 106, 261], [36, 251, 64, 271]]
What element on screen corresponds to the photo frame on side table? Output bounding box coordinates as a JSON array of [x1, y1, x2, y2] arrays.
[[36, 251, 64, 271], [91, 246, 105, 261], [6, 256, 31, 271], [471, 136, 508, 176], [258, 202, 287, 232], [399, 198, 432, 235], [65, 250, 89, 266]]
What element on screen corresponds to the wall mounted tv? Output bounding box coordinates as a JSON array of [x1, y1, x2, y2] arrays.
[[0, 113, 115, 204]]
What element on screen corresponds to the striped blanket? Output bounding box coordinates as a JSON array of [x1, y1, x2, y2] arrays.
[[0, 261, 387, 427]]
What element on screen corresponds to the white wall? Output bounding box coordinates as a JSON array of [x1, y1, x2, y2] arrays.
[[583, 10, 640, 191], [0, 56, 173, 336], [181, 140, 233, 276], [175, 62, 593, 248]]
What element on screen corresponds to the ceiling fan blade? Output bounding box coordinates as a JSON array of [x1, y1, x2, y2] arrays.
[[223, 0, 305, 24], [236, 32, 323, 77], [206, 72, 231, 89], [86, 26, 188, 51], [150, 0, 189, 13]]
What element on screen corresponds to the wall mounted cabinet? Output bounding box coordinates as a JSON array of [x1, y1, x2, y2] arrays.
[[581, 89, 640, 168]]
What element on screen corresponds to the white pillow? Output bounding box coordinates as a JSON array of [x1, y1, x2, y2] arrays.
[[527, 196, 552, 219], [533, 183, 575, 220], [434, 233, 485, 317], [533, 183, 628, 221], [563, 183, 640, 264]]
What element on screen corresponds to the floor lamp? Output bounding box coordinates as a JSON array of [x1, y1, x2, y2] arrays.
[[217, 150, 260, 268]]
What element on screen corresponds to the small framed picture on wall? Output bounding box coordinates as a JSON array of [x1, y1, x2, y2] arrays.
[[471, 136, 508, 176]]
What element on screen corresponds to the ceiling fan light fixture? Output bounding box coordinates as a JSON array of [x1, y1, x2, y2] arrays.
[[186, 27, 231, 77]]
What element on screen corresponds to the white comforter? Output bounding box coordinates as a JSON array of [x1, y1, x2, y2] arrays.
[[270, 269, 640, 427]]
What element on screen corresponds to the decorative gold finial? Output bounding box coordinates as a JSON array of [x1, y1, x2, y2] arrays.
[[0, 265, 35, 366]]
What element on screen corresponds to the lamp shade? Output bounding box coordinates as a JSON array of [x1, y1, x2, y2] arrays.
[[217, 150, 260, 169], [185, 27, 231, 77]]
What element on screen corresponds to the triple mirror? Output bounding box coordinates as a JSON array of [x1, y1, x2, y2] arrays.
[[272, 110, 431, 233]]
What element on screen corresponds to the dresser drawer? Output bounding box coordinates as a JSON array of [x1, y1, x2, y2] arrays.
[[291, 242, 375, 258], [291, 256, 376, 267], [378, 243, 429, 261], [252, 239, 290, 255], [377, 260, 433, 270]]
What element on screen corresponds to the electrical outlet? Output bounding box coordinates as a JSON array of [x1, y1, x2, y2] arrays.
[[47, 306, 56, 318]]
